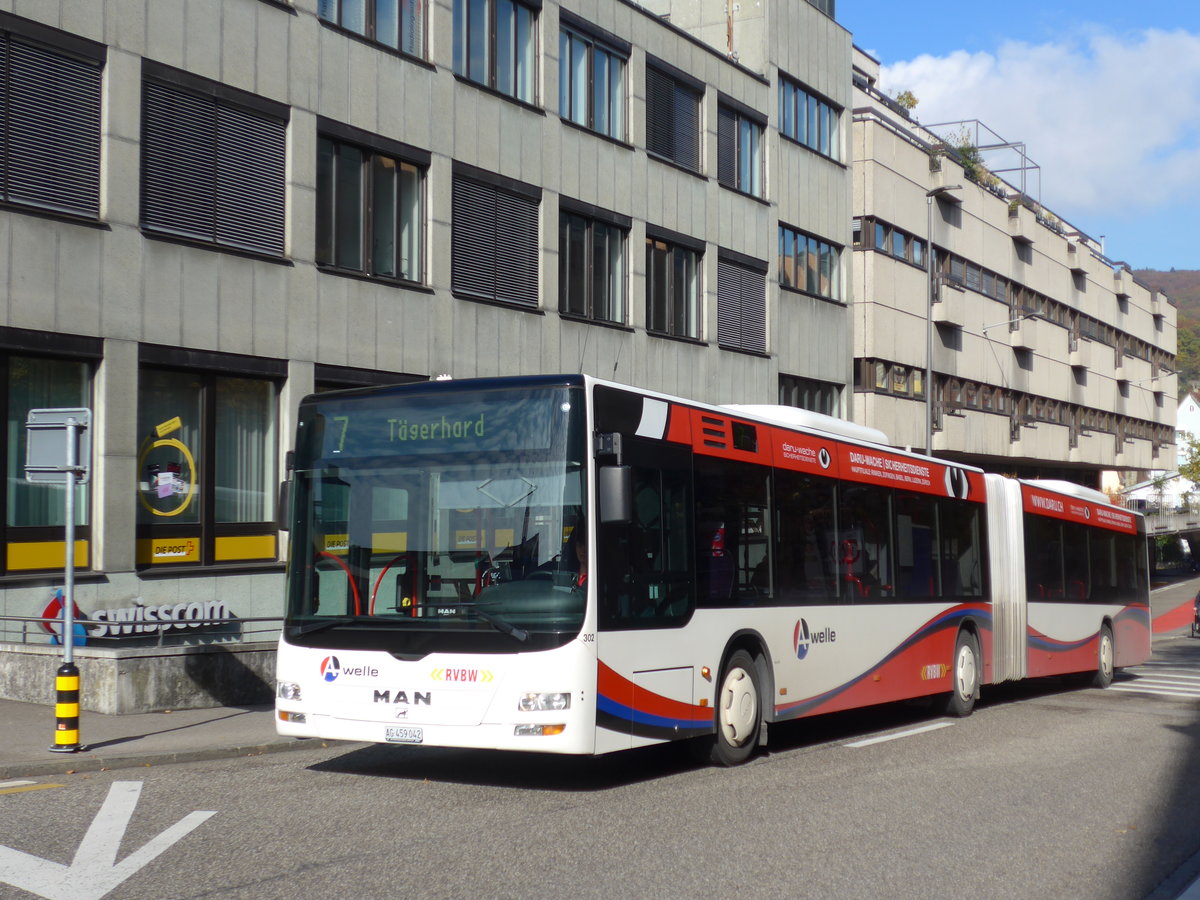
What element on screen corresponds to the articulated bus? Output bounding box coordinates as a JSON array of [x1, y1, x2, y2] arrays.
[[275, 375, 1150, 765]]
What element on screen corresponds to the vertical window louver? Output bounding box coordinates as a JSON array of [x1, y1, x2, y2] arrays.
[[141, 74, 287, 257], [717, 256, 767, 353], [1, 33, 102, 217], [646, 65, 700, 172], [452, 173, 540, 307]]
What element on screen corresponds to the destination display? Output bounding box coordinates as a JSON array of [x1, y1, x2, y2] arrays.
[[300, 387, 572, 462]]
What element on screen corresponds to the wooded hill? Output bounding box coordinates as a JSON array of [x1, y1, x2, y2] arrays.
[[1134, 269, 1200, 390]]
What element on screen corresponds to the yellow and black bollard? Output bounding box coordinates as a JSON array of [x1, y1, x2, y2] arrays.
[[49, 662, 83, 753]]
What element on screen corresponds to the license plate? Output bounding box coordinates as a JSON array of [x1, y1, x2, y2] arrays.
[[385, 726, 423, 744]]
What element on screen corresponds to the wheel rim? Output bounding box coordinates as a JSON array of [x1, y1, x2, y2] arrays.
[[1100, 632, 1114, 680], [719, 666, 758, 747], [954, 642, 977, 700]]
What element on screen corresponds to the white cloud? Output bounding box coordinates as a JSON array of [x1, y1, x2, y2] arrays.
[[879, 29, 1200, 219]]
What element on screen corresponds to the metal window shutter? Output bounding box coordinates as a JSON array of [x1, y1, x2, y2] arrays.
[[5, 39, 102, 216], [717, 258, 766, 353], [494, 188, 539, 305], [216, 104, 286, 256], [716, 105, 736, 188], [451, 176, 499, 298], [141, 80, 218, 242], [672, 81, 699, 171], [645, 67, 674, 160]]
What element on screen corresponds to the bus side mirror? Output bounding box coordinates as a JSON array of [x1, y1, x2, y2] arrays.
[[276, 480, 292, 531], [598, 465, 633, 524]]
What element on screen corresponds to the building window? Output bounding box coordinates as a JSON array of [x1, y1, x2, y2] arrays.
[[317, 0, 425, 56], [0, 20, 103, 218], [779, 225, 842, 302], [716, 254, 767, 354], [3, 352, 93, 573], [451, 169, 540, 307], [559, 206, 626, 324], [136, 363, 279, 568], [316, 131, 425, 283], [646, 235, 700, 339], [453, 0, 537, 103], [646, 63, 701, 172], [778, 75, 840, 161], [779, 374, 840, 416], [717, 103, 763, 197], [141, 64, 288, 257], [559, 24, 626, 139]]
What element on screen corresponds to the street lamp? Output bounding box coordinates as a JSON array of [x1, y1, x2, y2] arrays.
[[925, 184, 962, 456]]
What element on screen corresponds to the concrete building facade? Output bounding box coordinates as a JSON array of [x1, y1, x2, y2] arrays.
[[850, 49, 1177, 485], [0, 0, 852, 640]]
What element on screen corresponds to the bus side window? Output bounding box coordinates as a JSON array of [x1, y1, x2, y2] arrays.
[[597, 443, 693, 630], [774, 470, 838, 604], [837, 484, 894, 601], [694, 457, 771, 607]]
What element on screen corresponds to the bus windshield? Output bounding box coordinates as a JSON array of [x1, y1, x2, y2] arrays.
[[284, 383, 588, 654]]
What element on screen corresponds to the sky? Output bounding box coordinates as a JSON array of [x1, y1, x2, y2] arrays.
[[839, 0, 1200, 272]]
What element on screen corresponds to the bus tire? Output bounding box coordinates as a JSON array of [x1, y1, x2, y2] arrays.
[[710, 649, 761, 766], [941, 630, 980, 717], [1091, 624, 1114, 689]]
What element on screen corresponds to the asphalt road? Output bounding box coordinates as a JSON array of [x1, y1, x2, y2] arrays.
[[2, 598, 1198, 900]]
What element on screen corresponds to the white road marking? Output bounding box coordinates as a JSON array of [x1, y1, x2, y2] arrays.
[[844, 721, 955, 748], [0, 781, 35, 789], [0, 780, 215, 900]]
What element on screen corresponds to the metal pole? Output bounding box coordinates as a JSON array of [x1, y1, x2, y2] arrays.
[[925, 196, 935, 456], [63, 417, 77, 665], [50, 416, 83, 753]]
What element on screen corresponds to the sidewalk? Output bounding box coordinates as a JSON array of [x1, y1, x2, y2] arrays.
[[0, 699, 334, 780]]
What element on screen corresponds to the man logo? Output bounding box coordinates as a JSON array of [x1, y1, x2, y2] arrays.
[[794, 619, 812, 660], [944, 467, 970, 500], [320, 656, 340, 682], [818, 448, 832, 469]]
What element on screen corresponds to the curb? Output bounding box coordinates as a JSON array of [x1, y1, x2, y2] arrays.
[[0, 737, 350, 780]]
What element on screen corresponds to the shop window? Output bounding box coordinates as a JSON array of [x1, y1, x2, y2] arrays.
[[136, 363, 279, 568], [3, 352, 93, 573]]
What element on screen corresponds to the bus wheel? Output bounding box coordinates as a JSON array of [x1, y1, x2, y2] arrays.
[[711, 649, 761, 766], [1092, 625, 1114, 689], [942, 631, 979, 717]]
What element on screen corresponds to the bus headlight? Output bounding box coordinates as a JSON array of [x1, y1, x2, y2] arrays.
[[277, 681, 302, 701], [518, 692, 570, 711]]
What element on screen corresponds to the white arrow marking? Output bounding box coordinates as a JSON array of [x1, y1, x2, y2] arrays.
[[0, 780, 215, 900]]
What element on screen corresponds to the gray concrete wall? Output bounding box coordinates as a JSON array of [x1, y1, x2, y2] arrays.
[[0, 643, 276, 715]]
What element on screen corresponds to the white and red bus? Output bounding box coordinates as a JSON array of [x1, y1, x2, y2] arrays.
[[275, 375, 1150, 765]]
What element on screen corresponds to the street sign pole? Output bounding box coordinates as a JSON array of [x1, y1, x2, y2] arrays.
[[62, 416, 78, 666], [26, 408, 91, 753]]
